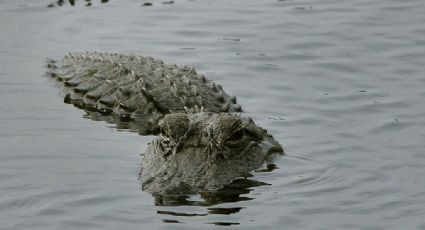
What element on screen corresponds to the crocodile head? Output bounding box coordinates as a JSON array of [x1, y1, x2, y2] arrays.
[[139, 112, 283, 195]]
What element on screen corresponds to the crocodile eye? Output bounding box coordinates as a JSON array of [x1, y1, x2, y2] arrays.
[[245, 128, 261, 139], [227, 129, 244, 142]]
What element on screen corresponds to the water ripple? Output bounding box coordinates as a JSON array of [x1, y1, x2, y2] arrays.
[[2, 0, 425, 229]]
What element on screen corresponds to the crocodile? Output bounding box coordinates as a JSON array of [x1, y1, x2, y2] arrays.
[[46, 52, 283, 196], [139, 112, 283, 195], [46, 52, 242, 133]]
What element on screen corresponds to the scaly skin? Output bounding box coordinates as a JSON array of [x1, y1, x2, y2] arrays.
[[47, 52, 242, 133], [139, 112, 283, 195], [46, 52, 283, 196]]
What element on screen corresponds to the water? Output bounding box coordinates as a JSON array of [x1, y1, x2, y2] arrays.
[[1, 0, 425, 229]]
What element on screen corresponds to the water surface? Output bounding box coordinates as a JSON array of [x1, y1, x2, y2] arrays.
[[1, 0, 425, 229]]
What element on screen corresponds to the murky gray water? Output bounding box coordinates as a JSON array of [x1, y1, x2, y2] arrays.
[[1, 0, 425, 229]]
